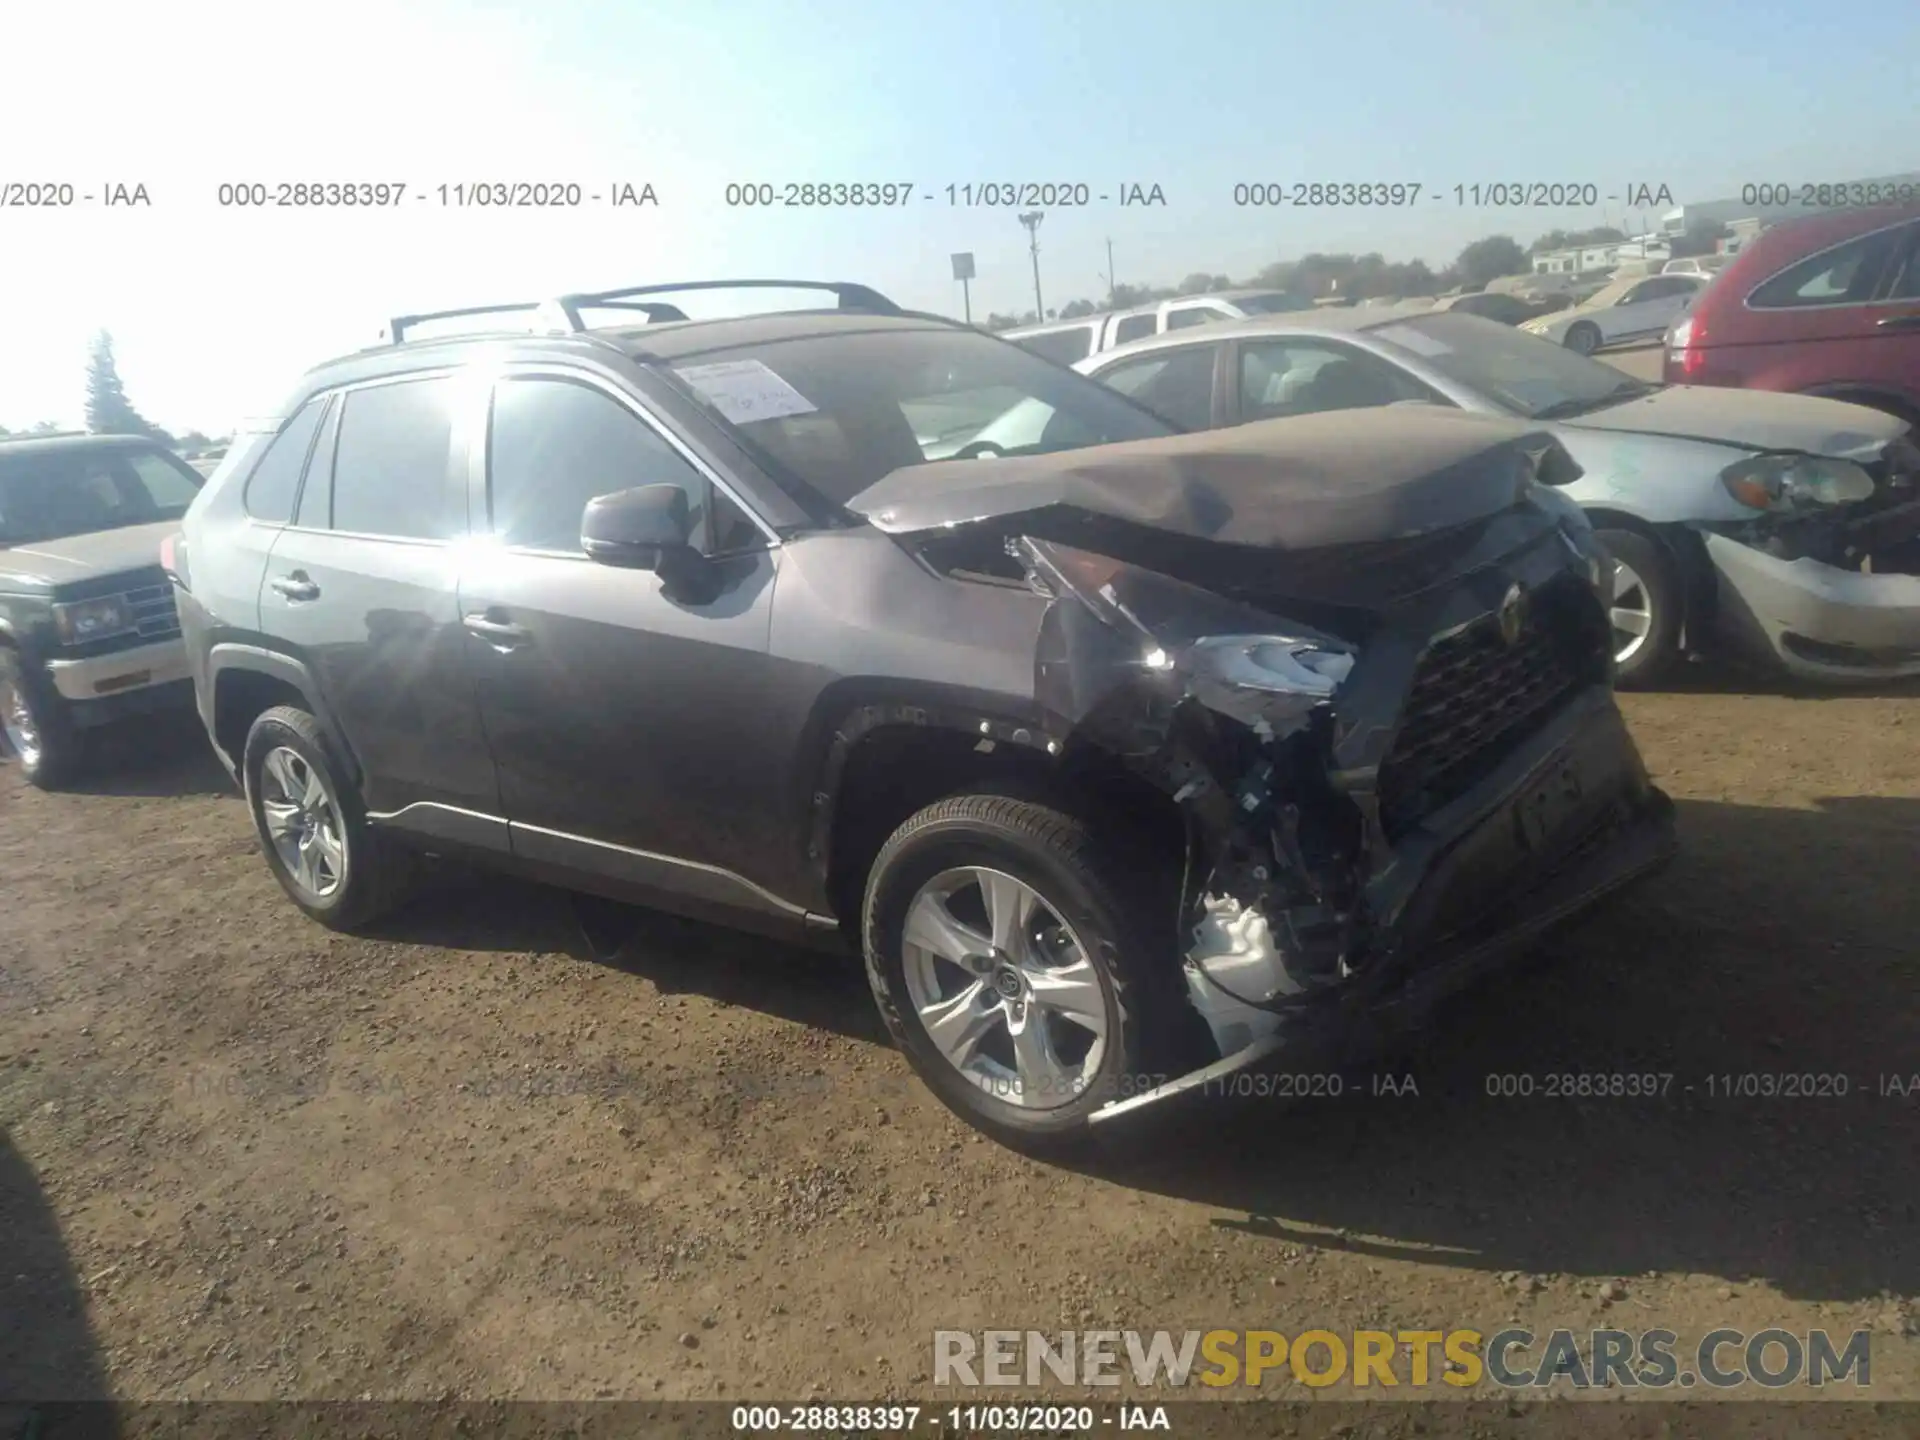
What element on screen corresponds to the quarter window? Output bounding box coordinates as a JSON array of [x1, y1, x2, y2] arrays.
[[330, 378, 461, 540], [241, 398, 326, 523]]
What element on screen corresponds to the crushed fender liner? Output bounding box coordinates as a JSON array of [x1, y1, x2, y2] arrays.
[[849, 408, 1677, 1125]]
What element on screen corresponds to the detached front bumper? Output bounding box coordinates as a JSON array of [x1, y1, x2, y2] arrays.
[[1092, 687, 1677, 1126], [45, 638, 196, 726], [1703, 532, 1920, 681]]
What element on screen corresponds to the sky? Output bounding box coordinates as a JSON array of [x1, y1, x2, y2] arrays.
[[3, 0, 1916, 435]]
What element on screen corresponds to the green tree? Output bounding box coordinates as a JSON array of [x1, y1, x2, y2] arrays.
[[1454, 235, 1529, 287], [85, 331, 167, 440]]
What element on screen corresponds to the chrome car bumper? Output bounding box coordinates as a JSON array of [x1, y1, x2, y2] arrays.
[[1704, 533, 1920, 681], [46, 637, 193, 703]]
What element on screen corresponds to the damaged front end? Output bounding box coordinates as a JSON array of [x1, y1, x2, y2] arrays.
[[1004, 521, 1675, 1124], [1695, 435, 1920, 677]]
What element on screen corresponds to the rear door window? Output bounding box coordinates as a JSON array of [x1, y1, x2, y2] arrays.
[[329, 378, 461, 540], [1750, 227, 1902, 309], [1112, 314, 1157, 344]]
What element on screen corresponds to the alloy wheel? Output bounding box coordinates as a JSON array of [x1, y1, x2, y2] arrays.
[[1610, 557, 1655, 665], [1, 681, 41, 770], [257, 746, 349, 901], [898, 866, 1110, 1109]]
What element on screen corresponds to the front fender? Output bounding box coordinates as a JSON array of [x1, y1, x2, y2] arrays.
[[1550, 428, 1756, 525]]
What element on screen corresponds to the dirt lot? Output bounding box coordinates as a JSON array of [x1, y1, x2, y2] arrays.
[[3, 676, 1918, 1406]]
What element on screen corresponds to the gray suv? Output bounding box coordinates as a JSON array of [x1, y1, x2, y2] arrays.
[[167, 279, 1676, 1150]]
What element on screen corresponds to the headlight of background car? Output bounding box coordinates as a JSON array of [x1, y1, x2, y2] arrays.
[[52, 594, 137, 644], [1719, 453, 1875, 513], [1184, 634, 1355, 697]]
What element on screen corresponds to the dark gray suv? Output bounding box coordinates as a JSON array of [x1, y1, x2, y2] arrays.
[[167, 280, 1676, 1149]]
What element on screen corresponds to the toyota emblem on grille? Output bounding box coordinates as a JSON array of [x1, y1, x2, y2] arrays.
[[1497, 583, 1527, 646]]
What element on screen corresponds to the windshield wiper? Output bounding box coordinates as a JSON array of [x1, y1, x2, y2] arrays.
[[1530, 381, 1658, 421]]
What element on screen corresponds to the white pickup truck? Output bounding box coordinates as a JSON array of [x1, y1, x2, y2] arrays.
[[1003, 289, 1310, 364]]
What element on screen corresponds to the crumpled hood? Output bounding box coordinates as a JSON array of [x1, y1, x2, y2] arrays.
[[0, 520, 174, 585], [1564, 385, 1907, 459], [847, 407, 1567, 550]]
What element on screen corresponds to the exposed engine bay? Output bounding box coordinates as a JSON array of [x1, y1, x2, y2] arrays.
[[850, 408, 1674, 1105]]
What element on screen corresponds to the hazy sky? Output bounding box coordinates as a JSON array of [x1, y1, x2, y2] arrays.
[[4, 0, 1916, 434]]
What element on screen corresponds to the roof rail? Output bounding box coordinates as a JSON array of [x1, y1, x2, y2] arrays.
[[382, 280, 904, 346], [552, 280, 904, 327]]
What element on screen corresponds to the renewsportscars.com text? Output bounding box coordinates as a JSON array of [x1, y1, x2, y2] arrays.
[[933, 1327, 1872, 1390]]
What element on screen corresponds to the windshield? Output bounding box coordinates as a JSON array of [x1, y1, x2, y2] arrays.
[[1369, 313, 1651, 420], [0, 447, 202, 545], [1581, 276, 1639, 309], [665, 327, 1177, 507]]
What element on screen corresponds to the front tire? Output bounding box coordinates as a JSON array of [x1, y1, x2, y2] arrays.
[[861, 791, 1173, 1152], [242, 705, 413, 929], [1565, 321, 1602, 355], [1595, 527, 1682, 689], [0, 647, 85, 790]]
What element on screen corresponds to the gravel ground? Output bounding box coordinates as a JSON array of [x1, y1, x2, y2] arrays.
[[2, 678, 1917, 1405]]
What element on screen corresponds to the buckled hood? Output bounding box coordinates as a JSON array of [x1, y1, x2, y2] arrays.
[[845, 407, 1574, 550]]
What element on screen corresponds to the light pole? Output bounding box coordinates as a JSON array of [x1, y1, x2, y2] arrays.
[[1018, 210, 1044, 320]]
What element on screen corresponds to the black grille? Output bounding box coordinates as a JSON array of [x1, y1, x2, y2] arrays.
[[1375, 584, 1591, 838], [124, 580, 181, 641]]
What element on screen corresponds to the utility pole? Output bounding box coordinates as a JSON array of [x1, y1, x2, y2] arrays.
[[1018, 210, 1045, 321], [1106, 237, 1116, 307]]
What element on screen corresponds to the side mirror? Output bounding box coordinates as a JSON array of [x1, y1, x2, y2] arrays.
[[581, 484, 694, 571], [580, 484, 721, 604]]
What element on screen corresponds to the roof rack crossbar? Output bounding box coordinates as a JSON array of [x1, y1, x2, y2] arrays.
[[384, 280, 904, 346], [563, 299, 691, 323], [557, 280, 903, 318]]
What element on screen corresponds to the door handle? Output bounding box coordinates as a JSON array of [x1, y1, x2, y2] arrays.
[[462, 614, 530, 646], [269, 573, 320, 602], [1875, 313, 1920, 330]]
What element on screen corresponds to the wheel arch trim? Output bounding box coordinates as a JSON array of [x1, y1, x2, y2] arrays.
[[206, 642, 360, 785]]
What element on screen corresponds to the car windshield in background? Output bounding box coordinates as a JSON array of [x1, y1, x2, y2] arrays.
[[0, 448, 201, 545], [1233, 292, 1312, 314], [1369, 313, 1652, 420], [664, 327, 1177, 506]]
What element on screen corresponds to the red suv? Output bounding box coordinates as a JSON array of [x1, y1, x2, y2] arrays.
[[1664, 205, 1920, 426]]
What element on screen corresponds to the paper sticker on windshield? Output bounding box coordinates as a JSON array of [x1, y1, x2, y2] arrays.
[[675, 360, 818, 423], [1375, 325, 1452, 357]]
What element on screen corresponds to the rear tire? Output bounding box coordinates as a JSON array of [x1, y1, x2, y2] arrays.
[[0, 647, 86, 790], [861, 791, 1178, 1153], [242, 705, 414, 930], [1595, 528, 1682, 689]]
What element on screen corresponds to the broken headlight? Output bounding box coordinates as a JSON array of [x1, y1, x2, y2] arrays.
[[1720, 454, 1874, 514], [1184, 634, 1354, 697]]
